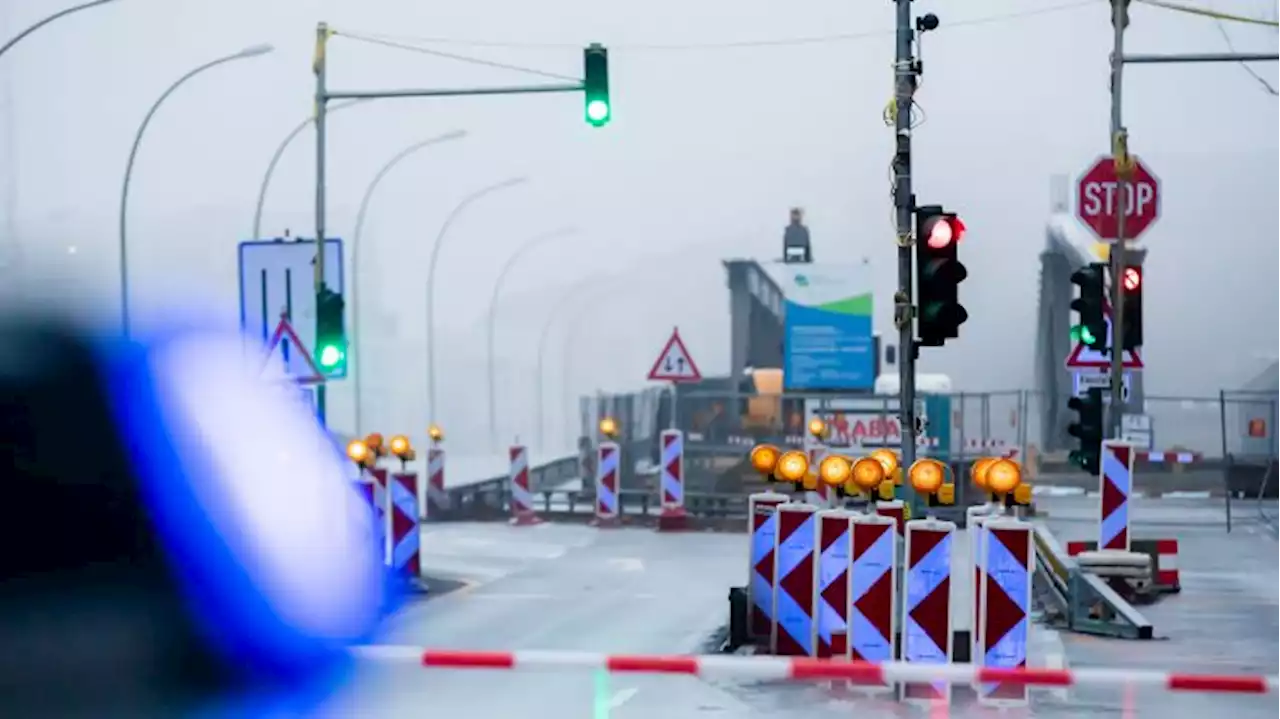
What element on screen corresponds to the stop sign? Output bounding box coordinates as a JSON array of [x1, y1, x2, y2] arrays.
[[1076, 155, 1161, 241]]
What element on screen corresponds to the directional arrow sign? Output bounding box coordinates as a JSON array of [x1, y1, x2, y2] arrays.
[[648, 327, 702, 382]]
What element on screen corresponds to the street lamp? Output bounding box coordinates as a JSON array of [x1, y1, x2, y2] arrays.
[[424, 176, 527, 426], [0, 0, 120, 61], [250, 99, 372, 240], [486, 226, 579, 449], [349, 129, 468, 436], [117, 43, 274, 336], [535, 276, 616, 450]]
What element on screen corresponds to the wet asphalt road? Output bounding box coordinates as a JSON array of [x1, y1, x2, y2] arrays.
[[317, 497, 1278, 718]]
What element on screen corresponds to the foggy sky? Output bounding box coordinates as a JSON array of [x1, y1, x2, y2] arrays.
[[1, 0, 1277, 458]]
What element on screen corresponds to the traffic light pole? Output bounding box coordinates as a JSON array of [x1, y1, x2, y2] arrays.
[[311, 22, 588, 426], [1107, 0, 1128, 439], [892, 0, 920, 504]]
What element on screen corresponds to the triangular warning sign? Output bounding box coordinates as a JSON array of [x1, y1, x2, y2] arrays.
[[647, 328, 702, 382], [1065, 302, 1143, 370], [261, 312, 326, 384]]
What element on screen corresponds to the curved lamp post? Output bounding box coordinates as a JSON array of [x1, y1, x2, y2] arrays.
[[118, 43, 273, 336], [349, 129, 467, 436], [535, 276, 618, 450], [250, 98, 371, 240], [486, 226, 579, 449], [0, 0, 119, 61], [424, 176, 527, 425]]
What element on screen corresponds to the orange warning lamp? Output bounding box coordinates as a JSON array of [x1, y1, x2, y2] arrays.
[[427, 424, 444, 443], [807, 416, 828, 440], [986, 458, 1023, 495], [870, 448, 899, 476], [774, 450, 809, 483], [365, 432, 387, 459], [818, 455, 852, 487], [850, 456, 886, 491], [801, 469, 819, 491], [971, 456, 997, 492], [599, 416, 619, 439], [389, 435, 413, 458], [750, 444, 781, 476], [346, 439, 371, 468], [908, 458, 947, 495]]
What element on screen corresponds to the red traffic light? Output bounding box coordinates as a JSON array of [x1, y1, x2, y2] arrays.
[[924, 215, 965, 249], [1122, 266, 1141, 292]]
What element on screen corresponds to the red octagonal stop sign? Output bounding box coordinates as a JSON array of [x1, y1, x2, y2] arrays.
[[1076, 155, 1161, 242]]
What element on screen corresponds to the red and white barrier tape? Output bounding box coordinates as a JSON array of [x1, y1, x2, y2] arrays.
[[353, 647, 1278, 695]]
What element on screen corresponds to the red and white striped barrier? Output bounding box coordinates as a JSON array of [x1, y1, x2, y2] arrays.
[[975, 517, 1034, 705], [747, 492, 789, 639], [1154, 539, 1180, 588], [875, 499, 907, 536], [772, 503, 818, 656], [1100, 440, 1135, 551], [389, 472, 421, 578], [659, 428, 686, 511], [353, 646, 1280, 694], [508, 445, 540, 526], [966, 504, 996, 663], [901, 517, 956, 704], [1138, 451, 1201, 464], [593, 441, 621, 527], [849, 513, 897, 693], [425, 448, 448, 521], [815, 510, 851, 658]]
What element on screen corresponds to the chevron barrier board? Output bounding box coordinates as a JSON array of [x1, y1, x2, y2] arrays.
[[976, 518, 1034, 706], [901, 518, 955, 704], [1100, 440, 1135, 551], [748, 492, 790, 639], [772, 503, 818, 656]]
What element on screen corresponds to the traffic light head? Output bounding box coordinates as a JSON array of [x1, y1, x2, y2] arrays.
[[583, 44, 610, 127], [1066, 388, 1104, 475], [1120, 265, 1143, 350], [914, 205, 968, 346], [315, 287, 346, 377], [1069, 263, 1106, 350]]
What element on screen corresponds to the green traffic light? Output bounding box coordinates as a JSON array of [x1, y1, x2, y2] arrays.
[[1070, 325, 1096, 344], [318, 343, 344, 369], [586, 99, 610, 125]]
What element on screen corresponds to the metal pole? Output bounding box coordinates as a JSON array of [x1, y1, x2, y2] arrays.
[[536, 280, 598, 450], [0, 0, 118, 61], [119, 45, 273, 337], [314, 23, 330, 424], [1108, 0, 1129, 438], [892, 0, 919, 490], [351, 130, 467, 436], [486, 226, 578, 449], [251, 99, 369, 241], [1124, 52, 1280, 64], [425, 176, 527, 426]]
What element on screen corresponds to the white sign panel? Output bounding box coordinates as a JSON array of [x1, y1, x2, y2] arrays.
[[239, 239, 344, 374], [1073, 370, 1131, 402]]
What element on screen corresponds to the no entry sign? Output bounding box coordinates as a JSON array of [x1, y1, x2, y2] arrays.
[[1076, 155, 1160, 242]]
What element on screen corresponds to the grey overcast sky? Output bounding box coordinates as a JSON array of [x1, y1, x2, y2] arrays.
[[1, 0, 1276, 456]]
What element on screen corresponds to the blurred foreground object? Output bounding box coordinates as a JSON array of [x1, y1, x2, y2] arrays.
[[0, 311, 390, 717]]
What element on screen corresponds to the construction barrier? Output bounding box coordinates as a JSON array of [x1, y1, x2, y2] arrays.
[[966, 504, 994, 663], [1067, 538, 1181, 591], [1100, 440, 1135, 551], [508, 445, 540, 526], [771, 503, 818, 656], [354, 646, 1280, 694], [425, 448, 448, 521], [389, 472, 421, 578], [658, 429, 687, 525], [901, 517, 955, 704], [815, 509, 851, 658], [975, 517, 1034, 705], [352, 480, 384, 562], [747, 492, 790, 639], [593, 441, 621, 527], [369, 468, 390, 564], [876, 499, 907, 536], [849, 512, 897, 693], [805, 447, 834, 508]]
